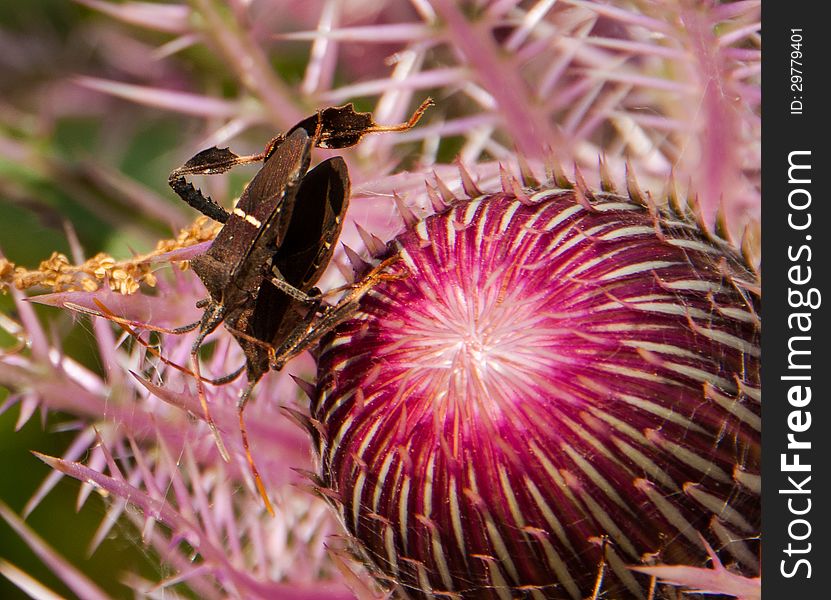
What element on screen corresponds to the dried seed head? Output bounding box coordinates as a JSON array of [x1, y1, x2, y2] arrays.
[[1, 217, 222, 295], [312, 187, 760, 599]]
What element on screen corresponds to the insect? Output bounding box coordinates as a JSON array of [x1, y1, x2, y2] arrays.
[[69, 100, 431, 511], [165, 98, 433, 509]]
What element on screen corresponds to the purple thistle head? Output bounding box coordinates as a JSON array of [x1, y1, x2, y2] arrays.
[[0, 1, 760, 598], [311, 183, 760, 598]]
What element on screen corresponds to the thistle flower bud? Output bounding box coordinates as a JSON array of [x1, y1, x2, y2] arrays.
[[312, 186, 760, 599]]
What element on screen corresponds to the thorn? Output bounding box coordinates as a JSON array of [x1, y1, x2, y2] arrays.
[[499, 163, 512, 193], [291, 467, 324, 486], [342, 243, 372, 275], [651, 210, 668, 242], [644, 192, 658, 219], [333, 257, 355, 283], [717, 257, 760, 297], [626, 162, 658, 220], [392, 192, 418, 228], [455, 158, 482, 197], [625, 160, 647, 208], [290, 374, 316, 400], [366, 510, 394, 526], [352, 451, 369, 472], [425, 182, 448, 213], [686, 192, 710, 236], [506, 170, 534, 206], [314, 485, 342, 503], [516, 151, 539, 188], [573, 163, 594, 202], [573, 184, 593, 211], [279, 405, 315, 435], [355, 223, 386, 258], [545, 148, 572, 189], [598, 155, 615, 192], [741, 219, 761, 272], [282, 407, 327, 439], [294, 481, 326, 498], [714, 198, 733, 244], [309, 416, 328, 439], [665, 169, 683, 216], [697, 533, 725, 569], [30, 451, 61, 470], [432, 171, 457, 204]]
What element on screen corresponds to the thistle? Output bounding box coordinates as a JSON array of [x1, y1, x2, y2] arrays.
[[0, 1, 760, 599], [309, 173, 760, 599]]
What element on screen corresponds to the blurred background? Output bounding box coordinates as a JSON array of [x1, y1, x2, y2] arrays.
[[0, 1, 760, 597], [0, 2, 198, 597]]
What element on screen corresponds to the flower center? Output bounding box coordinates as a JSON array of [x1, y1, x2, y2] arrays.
[[363, 199, 579, 425]]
